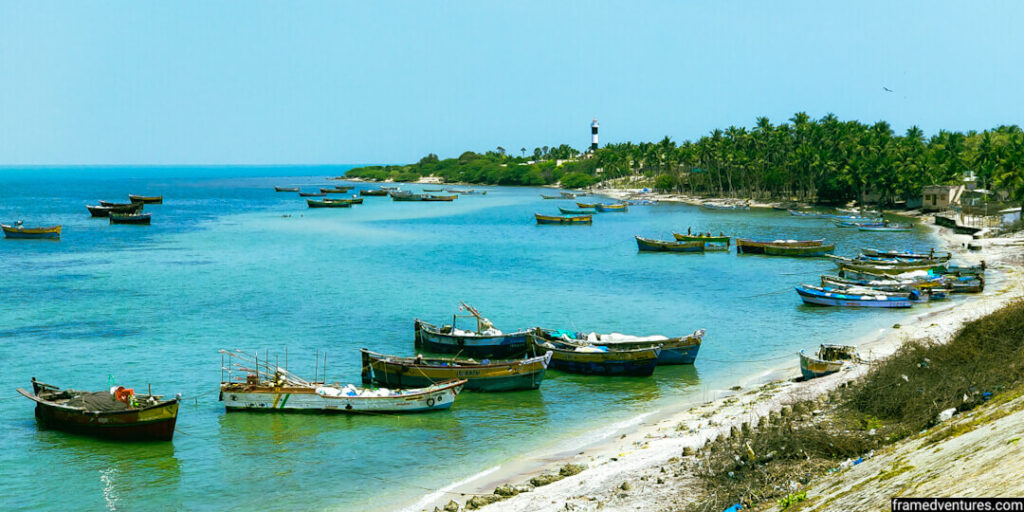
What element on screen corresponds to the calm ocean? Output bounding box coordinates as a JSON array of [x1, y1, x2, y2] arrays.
[[0, 166, 945, 511]]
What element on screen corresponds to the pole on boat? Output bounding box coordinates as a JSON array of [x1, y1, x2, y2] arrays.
[[314, 349, 319, 384], [322, 352, 327, 384]]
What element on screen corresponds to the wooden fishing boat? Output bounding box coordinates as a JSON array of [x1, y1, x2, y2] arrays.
[[526, 331, 661, 376], [380, 185, 400, 190], [98, 200, 134, 207], [763, 243, 835, 257], [391, 191, 423, 201], [299, 192, 327, 197], [2, 223, 61, 239], [360, 350, 551, 391], [820, 274, 948, 293], [307, 199, 352, 208], [128, 194, 163, 204], [834, 220, 886, 228], [445, 188, 469, 194], [422, 194, 458, 202], [595, 203, 628, 212], [17, 378, 180, 441], [414, 303, 530, 358], [858, 225, 913, 232], [799, 345, 858, 380], [461, 189, 486, 195], [535, 213, 592, 225], [360, 188, 389, 196], [559, 207, 589, 215], [827, 255, 942, 275], [860, 248, 949, 260], [795, 284, 913, 308], [788, 210, 832, 218], [324, 197, 364, 204], [332, 186, 353, 192], [853, 254, 950, 265], [531, 328, 704, 365], [576, 202, 597, 208], [944, 263, 986, 276], [635, 236, 704, 253], [321, 188, 350, 194], [540, 194, 563, 199], [109, 213, 152, 225], [87, 203, 143, 217], [422, 188, 444, 192], [672, 233, 730, 244], [736, 238, 824, 254], [560, 192, 577, 199], [274, 186, 300, 192]]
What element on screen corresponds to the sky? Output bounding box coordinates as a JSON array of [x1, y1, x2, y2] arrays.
[[1, 1, 1022, 165]]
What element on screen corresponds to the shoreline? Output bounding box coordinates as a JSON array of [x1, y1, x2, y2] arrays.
[[406, 223, 1023, 512]]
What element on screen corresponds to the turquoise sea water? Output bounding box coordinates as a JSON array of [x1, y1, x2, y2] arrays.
[[0, 166, 949, 511]]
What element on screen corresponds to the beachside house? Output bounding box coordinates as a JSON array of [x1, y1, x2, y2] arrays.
[[922, 185, 964, 212]]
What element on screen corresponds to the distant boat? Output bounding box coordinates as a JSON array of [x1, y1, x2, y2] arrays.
[[788, 210, 832, 219], [530, 328, 705, 365], [673, 233, 730, 244], [274, 186, 300, 192], [87, 203, 143, 217], [595, 203, 628, 212], [128, 194, 163, 204], [321, 188, 350, 194], [391, 191, 423, 201], [560, 192, 577, 199], [98, 200, 134, 207], [298, 192, 327, 197], [527, 331, 661, 376], [860, 248, 948, 260], [576, 202, 597, 208], [540, 194, 563, 199], [834, 220, 886, 228], [858, 225, 913, 232], [800, 345, 858, 380], [422, 194, 458, 202], [462, 190, 486, 195], [558, 207, 589, 215], [307, 199, 352, 208], [763, 243, 835, 257], [736, 238, 824, 254], [422, 188, 444, 192], [17, 378, 180, 441], [109, 213, 152, 225], [332, 186, 353, 192], [2, 222, 61, 240], [702, 201, 749, 210], [359, 189, 389, 196], [360, 349, 551, 392], [795, 284, 913, 307], [535, 213, 592, 225], [414, 302, 530, 358], [324, 197, 363, 204], [635, 236, 705, 253], [445, 188, 469, 194]]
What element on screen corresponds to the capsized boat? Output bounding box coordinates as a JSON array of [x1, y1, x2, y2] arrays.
[[800, 345, 859, 380], [635, 236, 704, 253], [128, 194, 163, 204], [2, 222, 61, 240], [535, 213, 592, 225], [795, 284, 913, 308], [360, 350, 551, 391], [736, 238, 824, 254], [17, 378, 180, 441], [414, 302, 530, 358], [526, 331, 661, 376], [531, 328, 704, 365]]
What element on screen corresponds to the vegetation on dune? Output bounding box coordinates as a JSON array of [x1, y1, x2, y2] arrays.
[[346, 113, 1024, 207]]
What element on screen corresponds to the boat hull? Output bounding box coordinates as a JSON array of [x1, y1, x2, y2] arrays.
[[595, 204, 627, 212], [535, 213, 592, 225], [795, 286, 912, 307], [128, 195, 163, 204], [635, 236, 704, 252], [414, 320, 529, 358], [18, 383, 179, 441], [359, 189, 389, 196], [672, 234, 730, 244], [736, 238, 824, 254], [2, 225, 61, 239], [799, 353, 843, 380], [763, 244, 835, 257], [528, 335, 660, 376]]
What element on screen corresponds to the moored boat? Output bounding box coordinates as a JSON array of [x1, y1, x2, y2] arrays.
[[540, 194, 563, 199], [307, 199, 352, 208], [595, 203, 628, 212], [274, 186, 300, 192], [559, 207, 589, 215], [795, 284, 913, 307], [531, 328, 704, 365], [635, 236, 704, 252], [799, 345, 858, 380], [860, 248, 949, 260], [736, 238, 824, 254], [109, 213, 152, 225], [360, 350, 551, 391], [98, 200, 134, 207], [414, 303, 529, 358], [299, 191, 327, 197], [672, 233, 731, 244], [321, 188, 350, 194], [391, 191, 424, 201], [2, 222, 62, 240], [422, 194, 458, 201], [17, 378, 180, 441], [128, 194, 163, 204], [422, 188, 444, 192], [535, 213, 592, 225], [324, 196, 364, 204], [763, 243, 835, 257], [87, 203, 143, 217], [560, 192, 577, 199], [576, 202, 597, 208], [858, 224, 913, 232], [360, 188, 389, 196], [527, 331, 661, 376]]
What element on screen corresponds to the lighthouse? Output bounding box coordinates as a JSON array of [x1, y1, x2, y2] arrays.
[[590, 118, 599, 152]]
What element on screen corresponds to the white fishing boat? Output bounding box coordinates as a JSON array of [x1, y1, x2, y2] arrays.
[[218, 350, 466, 413]]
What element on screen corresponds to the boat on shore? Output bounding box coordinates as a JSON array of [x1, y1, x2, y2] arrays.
[[827, 255, 943, 274], [87, 203, 143, 217], [414, 303, 529, 358], [274, 186, 300, 192], [360, 188, 389, 196], [535, 213, 592, 225], [595, 203, 628, 212], [128, 194, 163, 204], [17, 378, 180, 441], [527, 330, 661, 376], [795, 284, 913, 307], [531, 328, 704, 365], [799, 345, 858, 380], [307, 199, 352, 208], [635, 236, 704, 253], [2, 222, 61, 240], [360, 350, 551, 391], [109, 213, 152, 225], [763, 243, 835, 257], [422, 194, 458, 202], [736, 238, 824, 254]]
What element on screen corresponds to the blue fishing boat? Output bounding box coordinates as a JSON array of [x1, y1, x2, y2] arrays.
[[414, 303, 529, 358], [531, 328, 704, 365], [799, 345, 858, 380], [795, 284, 913, 308]]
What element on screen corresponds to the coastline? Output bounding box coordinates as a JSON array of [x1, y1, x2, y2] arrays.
[[407, 223, 1023, 512]]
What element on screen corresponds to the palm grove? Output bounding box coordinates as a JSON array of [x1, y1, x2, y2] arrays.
[[346, 113, 1024, 207]]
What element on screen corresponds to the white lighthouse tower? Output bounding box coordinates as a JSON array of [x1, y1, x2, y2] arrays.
[[590, 118, 599, 152]]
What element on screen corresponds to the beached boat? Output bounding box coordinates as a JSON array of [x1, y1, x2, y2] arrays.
[[2, 222, 61, 240], [827, 255, 942, 275], [109, 213, 152, 225], [736, 238, 824, 254], [763, 243, 835, 257], [799, 345, 858, 380], [422, 194, 458, 202], [274, 186, 300, 192], [360, 350, 551, 391], [307, 199, 352, 208], [414, 303, 530, 358], [635, 236, 704, 253], [595, 203, 628, 212], [795, 284, 913, 308], [860, 248, 949, 260], [128, 194, 163, 204], [535, 213, 592, 225], [858, 224, 913, 232], [702, 201, 749, 210], [86, 203, 143, 217], [531, 328, 704, 365], [944, 263, 986, 276], [558, 207, 589, 215], [820, 274, 947, 293], [220, 351, 465, 413], [98, 200, 134, 207], [299, 192, 327, 197], [17, 378, 180, 441], [526, 331, 661, 376], [672, 233, 731, 244], [360, 188, 389, 196]]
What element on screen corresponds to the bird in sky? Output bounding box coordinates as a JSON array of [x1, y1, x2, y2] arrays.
[[883, 86, 893, 92]]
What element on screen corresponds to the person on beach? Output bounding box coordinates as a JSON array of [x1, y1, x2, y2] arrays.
[[688, 227, 692, 235]]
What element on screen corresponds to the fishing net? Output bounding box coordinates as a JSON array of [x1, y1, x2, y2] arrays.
[[66, 391, 130, 412]]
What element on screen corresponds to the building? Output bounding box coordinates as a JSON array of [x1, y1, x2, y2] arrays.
[[921, 185, 964, 212]]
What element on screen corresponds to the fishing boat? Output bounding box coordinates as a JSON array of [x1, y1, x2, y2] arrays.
[[540, 194, 563, 199], [799, 345, 858, 380], [834, 220, 886, 228], [820, 274, 948, 293], [559, 207, 589, 215], [461, 189, 486, 195], [944, 263, 986, 276], [2, 222, 62, 240], [531, 328, 704, 365], [298, 192, 327, 197], [595, 203, 628, 212], [422, 188, 444, 192], [321, 188, 350, 194], [827, 255, 942, 274], [576, 202, 597, 208], [380, 185, 400, 190], [672, 233, 731, 244], [794, 284, 913, 308], [560, 192, 577, 199], [763, 243, 835, 257], [391, 191, 424, 201], [307, 199, 352, 208], [360, 350, 551, 391], [860, 248, 949, 260], [274, 186, 300, 192], [445, 188, 469, 194], [527, 331, 661, 376], [332, 186, 353, 192], [788, 210, 832, 219], [535, 213, 592, 225], [635, 236, 704, 253], [128, 194, 163, 204], [360, 188, 389, 196], [858, 224, 913, 232], [219, 350, 465, 413], [86, 203, 143, 217], [98, 200, 134, 207], [422, 194, 458, 202], [736, 238, 824, 254], [324, 196, 364, 204], [109, 213, 152, 225], [414, 303, 530, 358], [17, 378, 180, 441], [948, 274, 985, 293]]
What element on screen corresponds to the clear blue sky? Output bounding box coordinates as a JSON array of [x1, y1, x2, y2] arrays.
[[1, 1, 1022, 165]]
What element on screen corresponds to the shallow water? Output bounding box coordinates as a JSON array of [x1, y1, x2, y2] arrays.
[[0, 166, 950, 511]]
